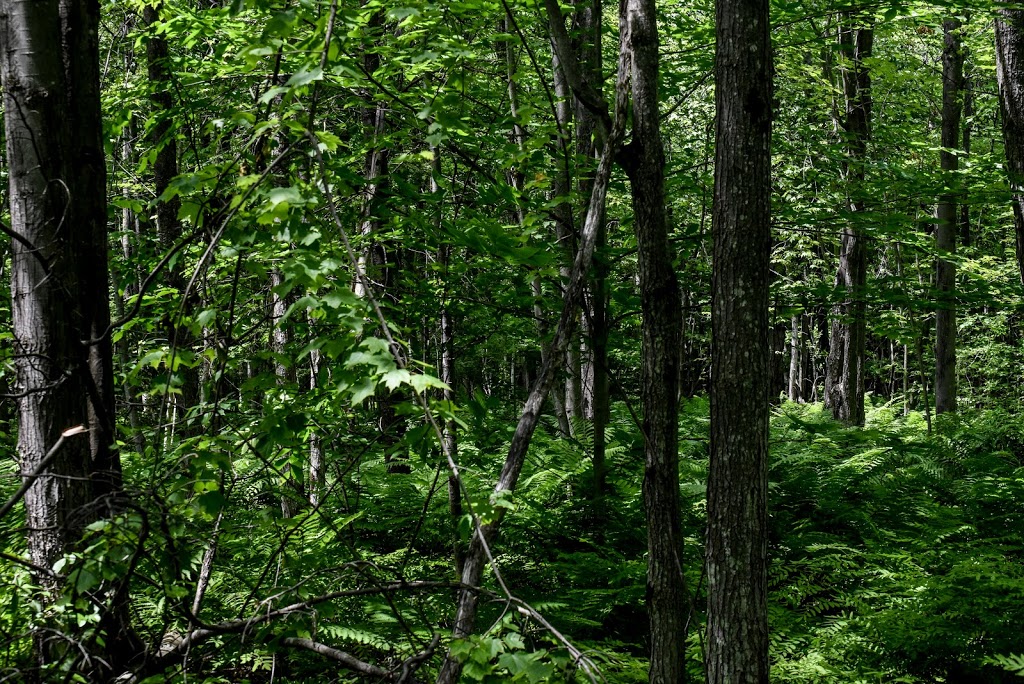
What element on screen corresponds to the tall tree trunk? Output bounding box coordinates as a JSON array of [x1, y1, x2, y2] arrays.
[[551, 43, 584, 431], [144, 3, 200, 428], [995, 7, 1024, 286], [271, 269, 304, 516], [575, 0, 609, 500], [0, 0, 135, 671], [825, 17, 873, 426], [707, 0, 772, 676], [618, 0, 685, 680], [960, 63, 973, 248], [789, 314, 801, 401], [935, 17, 962, 415], [439, 246, 464, 576]]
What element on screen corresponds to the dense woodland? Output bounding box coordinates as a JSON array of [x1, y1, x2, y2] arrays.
[[2, 0, 1024, 680]]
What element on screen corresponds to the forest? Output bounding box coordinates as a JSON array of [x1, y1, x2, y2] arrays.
[[1, 0, 1024, 680]]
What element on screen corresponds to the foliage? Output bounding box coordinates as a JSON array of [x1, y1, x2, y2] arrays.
[[1, 0, 1024, 680]]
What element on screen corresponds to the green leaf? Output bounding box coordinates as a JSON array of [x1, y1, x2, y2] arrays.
[[285, 67, 323, 88]]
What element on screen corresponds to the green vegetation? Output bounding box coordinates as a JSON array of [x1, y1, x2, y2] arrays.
[[1, 0, 1024, 680]]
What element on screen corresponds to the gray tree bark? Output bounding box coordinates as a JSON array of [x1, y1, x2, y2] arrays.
[[935, 17, 962, 415], [707, 0, 772, 676], [0, 0, 135, 670]]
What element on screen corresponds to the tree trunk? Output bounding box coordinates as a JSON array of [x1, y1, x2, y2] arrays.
[[995, 6, 1024, 286], [789, 314, 801, 401], [617, 0, 686, 681], [707, 0, 772, 676], [935, 17, 962, 415], [825, 17, 873, 426], [576, 0, 609, 500], [144, 3, 200, 428], [271, 269, 304, 516], [960, 64, 973, 248], [0, 0, 135, 670]]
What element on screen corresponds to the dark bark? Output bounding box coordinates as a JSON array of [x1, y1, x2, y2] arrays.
[[616, 1, 686, 681], [707, 0, 772, 676], [995, 7, 1024, 286], [935, 17, 962, 415], [0, 0, 134, 670], [824, 18, 873, 426], [960, 66, 973, 248], [144, 3, 199, 423], [575, 0, 610, 500]]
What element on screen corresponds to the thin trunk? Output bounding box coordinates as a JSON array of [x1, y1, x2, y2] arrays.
[[551, 46, 584, 429], [995, 5, 1024, 285], [120, 130, 146, 455], [916, 320, 933, 435], [440, 249, 463, 576], [271, 269, 303, 516], [576, 0, 609, 499], [935, 17, 962, 415], [191, 511, 223, 617], [308, 343, 325, 507], [825, 17, 873, 426], [707, 0, 772, 675], [145, 3, 199, 426], [960, 65, 973, 248], [789, 315, 801, 401]]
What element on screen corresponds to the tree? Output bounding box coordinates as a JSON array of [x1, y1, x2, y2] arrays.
[[824, 15, 873, 426], [0, 0, 134, 672], [995, 4, 1024, 286], [618, 0, 686, 680], [706, 0, 772, 678], [935, 16, 962, 415]]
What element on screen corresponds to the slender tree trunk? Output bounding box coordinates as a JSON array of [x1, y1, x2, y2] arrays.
[[789, 315, 801, 401], [271, 269, 303, 516], [307, 342, 325, 507], [435, 15, 631, 678], [1, 0, 135, 670], [825, 17, 873, 426], [551, 43, 584, 431], [960, 63, 973, 248], [617, 0, 686, 680], [707, 0, 772, 676], [575, 0, 609, 499], [145, 3, 200, 427], [996, 7, 1024, 285], [439, 247, 464, 576], [935, 17, 962, 415]]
